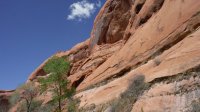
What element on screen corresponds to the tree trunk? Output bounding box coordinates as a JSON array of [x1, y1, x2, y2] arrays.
[[26, 99, 30, 112], [58, 99, 61, 112], [58, 85, 62, 112]]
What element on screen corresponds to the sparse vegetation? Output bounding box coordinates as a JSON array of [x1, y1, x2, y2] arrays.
[[16, 99, 43, 112], [0, 103, 10, 112], [39, 56, 75, 112], [9, 82, 39, 112], [191, 99, 200, 112], [36, 102, 56, 112], [67, 98, 80, 112], [77, 75, 149, 112], [109, 75, 149, 112], [9, 91, 20, 106]]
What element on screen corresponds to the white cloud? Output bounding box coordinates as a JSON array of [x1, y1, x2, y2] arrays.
[[67, 0, 102, 21]]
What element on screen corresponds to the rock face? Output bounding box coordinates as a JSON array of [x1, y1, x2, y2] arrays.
[[8, 0, 200, 111], [0, 90, 14, 111], [132, 67, 200, 112], [78, 0, 200, 91], [89, 0, 131, 46]]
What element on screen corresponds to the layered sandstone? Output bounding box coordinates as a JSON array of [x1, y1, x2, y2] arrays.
[[6, 0, 200, 111]]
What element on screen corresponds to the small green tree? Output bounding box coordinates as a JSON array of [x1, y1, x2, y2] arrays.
[[39, 56, 75, 112]]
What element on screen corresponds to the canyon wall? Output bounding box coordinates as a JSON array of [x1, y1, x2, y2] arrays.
[[6, 0, 200, 111]]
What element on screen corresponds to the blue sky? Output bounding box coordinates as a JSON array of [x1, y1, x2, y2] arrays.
[[0, 0, 106, 90]]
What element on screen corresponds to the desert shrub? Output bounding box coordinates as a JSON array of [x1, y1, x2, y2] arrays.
[[36, 102, 56, 112], [67, 98, 80, 112], [9, 82, 39, 112], [110, 75, 149, 112], [191, 99, 200, 112], [9, 91, 20, 106], [30, 100, 43, 112], [16, 100, 42, 112]]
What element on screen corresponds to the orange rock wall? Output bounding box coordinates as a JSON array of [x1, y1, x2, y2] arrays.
[[25, 0, 200, 111]]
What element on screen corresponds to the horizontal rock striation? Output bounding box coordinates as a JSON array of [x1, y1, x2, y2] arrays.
[[11, 0, 200, 111]]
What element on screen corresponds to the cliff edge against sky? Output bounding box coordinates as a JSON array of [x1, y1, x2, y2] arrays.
[[1, 0, 200, 111]]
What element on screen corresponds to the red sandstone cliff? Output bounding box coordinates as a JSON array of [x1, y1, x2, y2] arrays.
[[3, 0, 200, 111]]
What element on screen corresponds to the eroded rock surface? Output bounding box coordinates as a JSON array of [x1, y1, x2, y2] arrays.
[[89, 0, 131, 46], [77, 0, 200, 91], [132, 67, 200, 112], [75, 28, 200, 109], [6, 0, 200, 111]]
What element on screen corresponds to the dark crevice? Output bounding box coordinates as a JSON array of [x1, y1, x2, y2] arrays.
[[82, 67, 131, 92], [112, 67, 131, 78], [153, 0, 165, 13], [159, 30, 191, 53], [138, 0, 164, 27], [99, 66, 131, 84], [36, 69, 46, 76], [135, 2, 145, 14], [72, 75, 86, 88], [108, 6, 115, 13], [124, 32, 132, 41], [152, 6, 158, 13], [107, 0, 116, 13], [138, 14, 151, 26], [193, 23, 200, 30]]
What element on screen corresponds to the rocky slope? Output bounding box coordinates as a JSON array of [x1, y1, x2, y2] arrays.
[[2, 0, 200, 111]]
